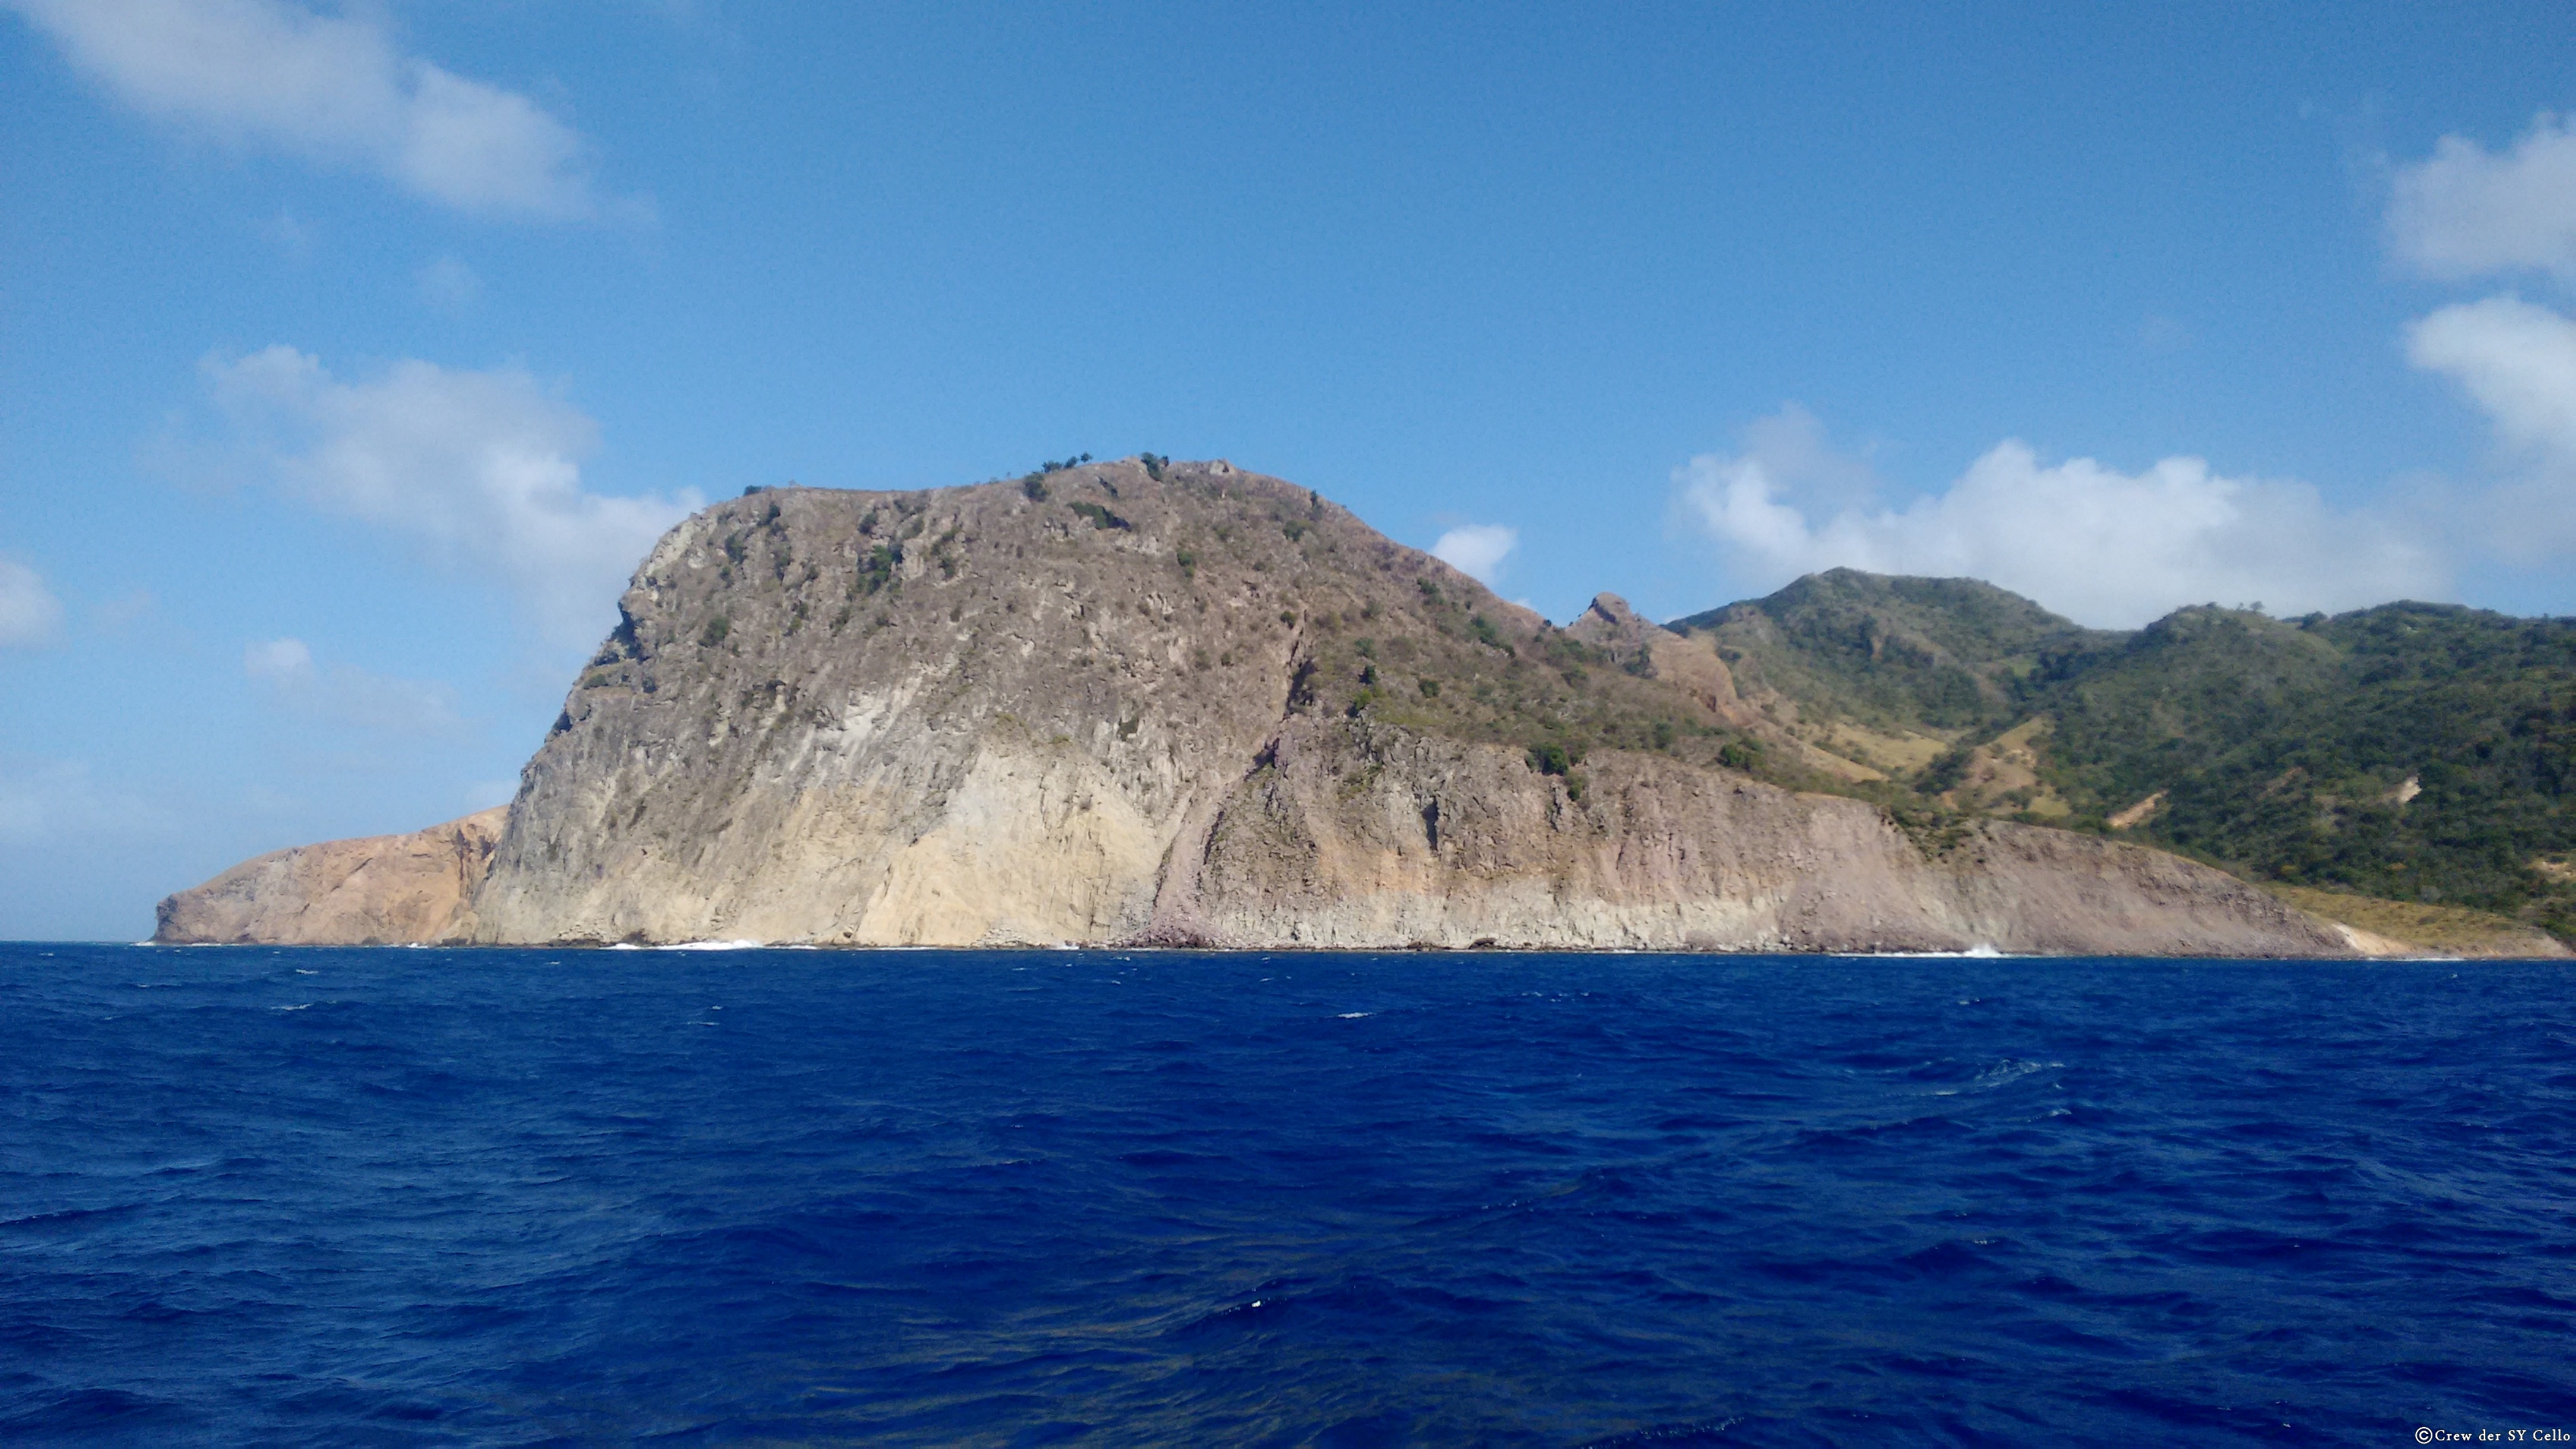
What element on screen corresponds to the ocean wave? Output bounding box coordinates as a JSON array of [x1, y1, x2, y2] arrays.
[[3, 943, 2568, 1442]]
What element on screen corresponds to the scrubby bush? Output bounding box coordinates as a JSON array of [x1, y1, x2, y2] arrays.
[[1527, 740, 1586, 777], [852, 543, 900, 597]]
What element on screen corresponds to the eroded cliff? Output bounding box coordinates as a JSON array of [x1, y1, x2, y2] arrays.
[[159, 459, 2358, 955], [155, 807, 504, 945]]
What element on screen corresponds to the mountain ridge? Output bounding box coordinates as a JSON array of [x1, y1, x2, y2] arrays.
[[152, 458, 2551, 956], [1665, 569, 2576, 949]]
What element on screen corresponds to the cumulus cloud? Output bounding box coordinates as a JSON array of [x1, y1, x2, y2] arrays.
[[1676, 408, 2439, 628], [2408, 294, 2576, 558], [203, 346, 700, 646], [0, 558, 66, 647], [244, 635, 462, 734], [415, 254, 483, 308], [2388, 113, 2576, 280], [2409, 295, 2576, 462], [1431, 524, 1518, 585], [243, 635, 313, 681], [4, 0, 611, 219], [0, 757, 178, 843]]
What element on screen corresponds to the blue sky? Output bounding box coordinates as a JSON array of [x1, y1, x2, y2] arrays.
[[5, 1, 2574, 938]]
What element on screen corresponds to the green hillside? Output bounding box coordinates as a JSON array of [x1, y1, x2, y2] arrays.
[[1669, 575, 2576, 940], [1672, 568, 2114, 736]]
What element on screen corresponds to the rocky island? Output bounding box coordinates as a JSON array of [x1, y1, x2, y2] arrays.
[[159, 457, 2469, 955]]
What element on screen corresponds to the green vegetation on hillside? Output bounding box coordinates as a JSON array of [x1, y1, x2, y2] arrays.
[[2261, 882, 2566, 958], [1674, 568, 2118, 736], [2064, 604, 2576, 934], [1671, 572, 2576, 939]]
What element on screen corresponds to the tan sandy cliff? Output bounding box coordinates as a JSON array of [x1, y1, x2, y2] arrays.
[[156, 807, 504, 945]]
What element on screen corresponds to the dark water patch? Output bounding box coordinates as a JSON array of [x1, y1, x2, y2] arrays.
[[2, 945, 2574, 1444]]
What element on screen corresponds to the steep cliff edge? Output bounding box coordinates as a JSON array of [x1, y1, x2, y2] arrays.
[[155, 807, 504, 945], [159, 459, 2356, 954]]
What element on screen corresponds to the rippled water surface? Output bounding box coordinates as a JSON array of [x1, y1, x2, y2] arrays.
[[4, 945, 2573, 1446]]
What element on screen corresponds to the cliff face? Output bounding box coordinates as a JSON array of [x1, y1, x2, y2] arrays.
[[159, 459, 2356, 955], [1163, 716, 2346, 953], [155, 807, 504, 945], [470, 460, 1339, 945]]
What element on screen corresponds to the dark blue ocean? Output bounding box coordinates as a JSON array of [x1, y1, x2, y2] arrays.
[[4, 945, 2572, 1447]]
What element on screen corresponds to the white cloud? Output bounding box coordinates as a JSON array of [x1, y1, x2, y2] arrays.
[[0, 757, 178, 843], [2409, 295, 2576, 462], [0, 558, 66, 647], [1431, 524, 1518, 585], [204, 346, 700, 646], [2388, 113, 2576, 280], [415, 254, 483, 308], [1676, 408, 2439, 628], [244, 635, 462, 734], [4, 0, 608, 219], [2138, 313, 2193, 353], [2407, 294, 2576, 558], [243, 635, 313, 681], [1729, 403, 1879, 511], [257, 206, 312, 260]]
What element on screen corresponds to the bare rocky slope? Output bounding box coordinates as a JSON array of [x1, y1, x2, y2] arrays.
[[155, 807, 504, 945], [159, 459, 2356, 954]]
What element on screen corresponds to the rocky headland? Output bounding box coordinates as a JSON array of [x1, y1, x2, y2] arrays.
[[156, 807, 504, 946], [157, 458, 2380, 954]]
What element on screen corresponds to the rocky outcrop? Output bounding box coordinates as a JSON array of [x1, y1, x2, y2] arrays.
[[157, 459, 2364, 955], [1162, 715, 2342, 953], [1566, 592, 1750, 728], [155, 807, 504, 945]]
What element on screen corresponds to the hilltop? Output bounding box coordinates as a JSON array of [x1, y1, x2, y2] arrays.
[[1668, 571, 2576, 950], [157, 458, 2356, 955]]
